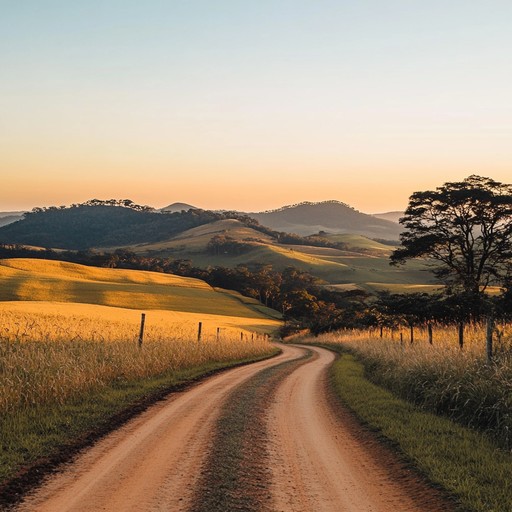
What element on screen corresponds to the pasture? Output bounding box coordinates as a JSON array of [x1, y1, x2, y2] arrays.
[[0, 258, 282, 326]]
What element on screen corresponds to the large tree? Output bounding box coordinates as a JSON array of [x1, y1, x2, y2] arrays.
[[391, 175, 512, 296]]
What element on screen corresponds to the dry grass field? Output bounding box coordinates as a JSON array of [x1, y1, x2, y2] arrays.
[[0, 258, 281, 488], [0, 303, 276, 414], [0, 258, 282, 321], [0, 258, 281, 414], [107, 221, 433, 289], [311, 324, 512, 447]]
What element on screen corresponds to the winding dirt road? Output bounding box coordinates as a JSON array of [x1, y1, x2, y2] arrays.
[[16, 344, 450, 512], [268, 346, 436, 512]]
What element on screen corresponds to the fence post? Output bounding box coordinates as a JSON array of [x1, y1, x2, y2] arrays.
[[428, 323, 433, 345], [138, 313, 146, 348], [240, 332, 244, 341], [486, 315, 494, 363], [216, 327, 220, 341], [458, 322, 464, 350], [197, 322, 202, 342]]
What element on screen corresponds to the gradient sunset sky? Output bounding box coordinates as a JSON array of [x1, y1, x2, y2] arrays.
[[2, 1, 511, 213]]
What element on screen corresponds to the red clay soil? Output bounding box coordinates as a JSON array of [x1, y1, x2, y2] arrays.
[[15, 348, 299, 512], [14, 344, 454, 512], [267, 345, 454, 512]]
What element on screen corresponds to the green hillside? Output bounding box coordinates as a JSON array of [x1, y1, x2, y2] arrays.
[[119, 221, 433, 290]]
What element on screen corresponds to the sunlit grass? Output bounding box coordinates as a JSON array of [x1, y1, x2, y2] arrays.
[[0, 258, 283, 319], [0, 303, 276, 414], [327, 352, 512, 512], [311, 323, 512, 447], [0, 303, 278, 488]]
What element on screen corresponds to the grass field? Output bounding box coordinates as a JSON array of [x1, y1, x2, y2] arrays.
[[123, 219, 274, 253], [0, 258, 281, 490], [311, 325, 512, 447], [324, 349, 512, 512], [112, 222, 434, 289], [0, 258, 282, 324]]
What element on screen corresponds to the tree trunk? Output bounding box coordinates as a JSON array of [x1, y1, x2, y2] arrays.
[[410, 324, 414, 344], [379, 325, 383, 338], [458, 322, 464, 350]]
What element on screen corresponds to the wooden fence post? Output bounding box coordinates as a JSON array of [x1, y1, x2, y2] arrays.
[[486, 315, 494, 363], [197, 322, 202, 342], [216, 327, 220, 341], [428, 323, 433, 345], [138, 313, 146, 348], [458, 322, 464, 350], [240, 332, 244, 341]]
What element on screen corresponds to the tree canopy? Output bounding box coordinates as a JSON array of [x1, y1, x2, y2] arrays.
[[391, 175, 512, 295]]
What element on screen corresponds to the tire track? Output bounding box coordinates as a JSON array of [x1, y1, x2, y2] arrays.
[[13, 346, 301, 512], [268, 345, 451, 512], [190, 347, 312, 512]]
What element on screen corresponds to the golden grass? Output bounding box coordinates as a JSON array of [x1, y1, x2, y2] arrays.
[[0, 258, 282, 320], [309, 323, 512, 447], [123, 219, 274, 253], [0, 303, 276, 414]]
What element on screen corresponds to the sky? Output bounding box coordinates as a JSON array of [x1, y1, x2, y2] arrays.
[[1, 1, 511, 213]]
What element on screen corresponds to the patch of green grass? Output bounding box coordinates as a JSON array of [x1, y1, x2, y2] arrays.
[[320, 344, 512, 512], [0, 350, 279, 495]]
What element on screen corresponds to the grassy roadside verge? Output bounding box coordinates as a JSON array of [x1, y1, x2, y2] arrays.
[[315, 343, 512, 512], [0, 349, 279, 507]]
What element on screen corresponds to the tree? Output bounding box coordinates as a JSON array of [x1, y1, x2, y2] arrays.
[[391, 175, 512, 298]]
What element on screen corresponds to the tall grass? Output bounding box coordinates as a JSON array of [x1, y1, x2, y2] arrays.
[[313, 324, 512, 449], [0, 307, 277, 491], [0, 308, 274, 415]]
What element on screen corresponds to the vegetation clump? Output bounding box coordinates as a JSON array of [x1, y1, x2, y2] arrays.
[[315, 326, 512, 449], [325, 349, 512, 512]]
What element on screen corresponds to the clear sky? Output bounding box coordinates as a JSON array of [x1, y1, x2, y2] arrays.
[[1, 1, 511, 213]]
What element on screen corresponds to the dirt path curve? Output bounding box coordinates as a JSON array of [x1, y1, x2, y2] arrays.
[[268, 345, 445, 512], [16, 345, 304, 512]]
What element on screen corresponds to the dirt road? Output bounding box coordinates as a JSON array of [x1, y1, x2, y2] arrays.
[[268, 346, 444, 512], [16, 344, 449, 512]]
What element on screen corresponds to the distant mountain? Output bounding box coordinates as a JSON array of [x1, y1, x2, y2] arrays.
[[249, 201, 402, 240], [0, 212, 25, 227], [0, 202, 220, 250], [372, 211, 404, 224], [160, 202, 198, 213]]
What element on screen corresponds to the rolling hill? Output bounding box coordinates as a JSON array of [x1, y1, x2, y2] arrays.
[[0, 199, 432, 293], [249, 201, 402, 239], [160, 202, 198, 213], [372, 211, 404, 223], [0, 211, 24, 227], [0, 258, 282, 334], [0, 203, 221, 250], [124, 219, 432, 291]]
